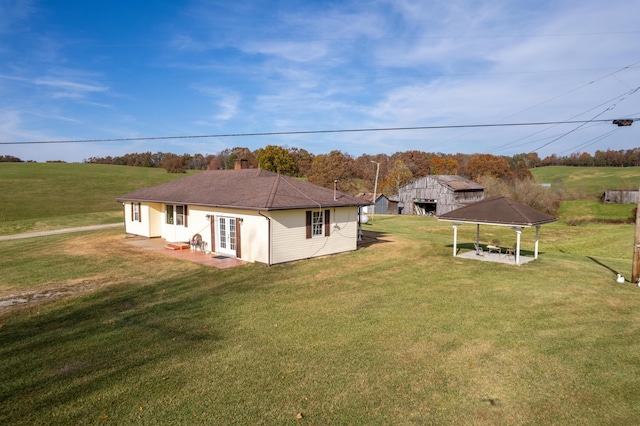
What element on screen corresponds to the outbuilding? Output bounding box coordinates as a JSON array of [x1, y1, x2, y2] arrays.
[[356, 193, 399, 215], [115, 169, 370, 266], [602, 189, 639, 204], [437, 196, 558, 265], [397, 175, 484, 216]]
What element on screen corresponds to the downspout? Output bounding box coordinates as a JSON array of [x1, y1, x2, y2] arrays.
[[121, 202, 128, 234], [258, 210, 272, 266]]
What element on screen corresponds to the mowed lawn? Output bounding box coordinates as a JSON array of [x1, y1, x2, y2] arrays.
[[1, 212, 639, 424], [0, 162, 195, 235], [530, 165, 640, 197]]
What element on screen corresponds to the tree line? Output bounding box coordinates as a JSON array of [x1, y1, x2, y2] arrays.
[[83, 147, 520, 195], [3, 147, 639, 196]]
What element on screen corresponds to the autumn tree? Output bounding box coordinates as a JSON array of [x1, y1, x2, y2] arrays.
[[255, 145, 297, 175], [392, 150, 431, 177], [463, 154, 512, 181], [383, 159, 413, 195], [429, 155, 459, 175], [161, 153, 186, 173], [288, 147, 314, 176], [307, 150, 357, 192]]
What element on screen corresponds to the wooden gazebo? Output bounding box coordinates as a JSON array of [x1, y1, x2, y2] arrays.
[[437, 196, 558, 265]]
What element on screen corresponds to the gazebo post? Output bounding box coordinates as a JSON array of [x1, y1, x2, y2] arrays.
[[534, 225, 540, 259], [476, 224, 480, 254], [513, 227, 523, 265], [452, 224, 458, 257]]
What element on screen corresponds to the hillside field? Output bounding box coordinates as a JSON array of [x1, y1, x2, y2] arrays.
[[529, 165, 640, 198], [0, 163, 639, 424]]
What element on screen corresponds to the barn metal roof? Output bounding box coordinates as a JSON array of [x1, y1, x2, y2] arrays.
[[430, 175, 484, 191], [437, 196, 557, 227], [115, 169, 370, 211]]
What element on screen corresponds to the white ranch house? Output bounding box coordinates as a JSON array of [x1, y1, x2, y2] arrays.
[[115, 169, 370, 266]]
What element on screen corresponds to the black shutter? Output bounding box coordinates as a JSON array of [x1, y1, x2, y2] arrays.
[[235, 217, 242, 258], [324, 209, 330, 237], [306, 211, 312, 239], [210, 215, 216, 252]]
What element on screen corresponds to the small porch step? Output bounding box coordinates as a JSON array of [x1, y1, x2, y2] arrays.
[[165, 243, 190, 250]]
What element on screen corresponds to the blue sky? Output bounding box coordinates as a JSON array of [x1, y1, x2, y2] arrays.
[[1, 0, 639, 162]]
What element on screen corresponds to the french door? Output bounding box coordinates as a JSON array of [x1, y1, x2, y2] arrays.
[[217, 216, 236, 256]]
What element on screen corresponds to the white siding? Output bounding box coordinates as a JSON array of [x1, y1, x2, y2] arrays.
[[122, 202, 162, 238], [147, 203, 163, 237], [186, 207, 269, 264], [123, 203, 359, 265], [270, 207, 359, 265]]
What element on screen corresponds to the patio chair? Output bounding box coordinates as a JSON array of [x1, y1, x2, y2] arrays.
[[504, 243, 516, 260]]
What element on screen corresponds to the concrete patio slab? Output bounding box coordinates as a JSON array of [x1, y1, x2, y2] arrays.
[[455, 250, 534, 265], [124, 237, 249, 269]]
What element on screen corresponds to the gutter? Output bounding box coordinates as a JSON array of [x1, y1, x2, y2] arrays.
[[258, 210, 272, 266]]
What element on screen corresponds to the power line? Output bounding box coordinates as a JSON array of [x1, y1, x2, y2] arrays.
[[1, 119, 636, 146]]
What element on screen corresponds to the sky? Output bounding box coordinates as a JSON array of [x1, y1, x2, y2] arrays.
[[1, 0, 639, 163]]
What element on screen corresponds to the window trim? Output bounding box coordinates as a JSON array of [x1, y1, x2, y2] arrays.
[[165, 204, 188, 227], [132, 202, 141, 222], [306, 209, 330, 239]]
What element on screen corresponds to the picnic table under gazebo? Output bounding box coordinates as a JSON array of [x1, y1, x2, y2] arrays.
[[437, 196, 558, 265]]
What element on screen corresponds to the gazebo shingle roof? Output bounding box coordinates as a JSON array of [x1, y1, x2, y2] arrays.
[[437, 196, 557, 227], [115, 169, 370, 211]]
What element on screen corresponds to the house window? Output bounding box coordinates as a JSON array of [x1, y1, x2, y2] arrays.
[[165, 204, 187, 226], [176, 205, 185, 226], [131, 203, 142, 222], [166, 205, 174, 224], [312, 211, 323, 237], [306, 209, 330, 239]]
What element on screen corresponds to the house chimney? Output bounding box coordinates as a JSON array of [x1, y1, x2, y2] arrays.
[[234, 159, 248, 170]]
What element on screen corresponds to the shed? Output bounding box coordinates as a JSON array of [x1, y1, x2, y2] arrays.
[[356, 193, 399, 215], [397, 175, 484, 216], [437, 196, 558, 265], [602, 189, 639, 204]]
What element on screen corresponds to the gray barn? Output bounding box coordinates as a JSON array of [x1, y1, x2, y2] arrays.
[[602, 189, 639, 204], [397, 175, 484, 216]]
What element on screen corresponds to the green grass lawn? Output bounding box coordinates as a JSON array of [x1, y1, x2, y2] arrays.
[[1, 163, 639, 424], [0, 162, 194, 235], [1, 215, 638, 425], [530, 165, 640, 198]]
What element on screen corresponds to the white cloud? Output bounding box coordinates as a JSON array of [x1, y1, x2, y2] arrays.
[[192, 86, 241, 123]]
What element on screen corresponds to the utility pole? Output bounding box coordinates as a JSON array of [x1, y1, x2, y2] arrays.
[[633, 184, 640, 284], [371, 161, 380, 220], [609, 118, 637, 283]]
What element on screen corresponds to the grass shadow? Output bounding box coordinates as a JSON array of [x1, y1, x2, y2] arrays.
[[358, 229, 391, 249], [587, 256, 626, 279]]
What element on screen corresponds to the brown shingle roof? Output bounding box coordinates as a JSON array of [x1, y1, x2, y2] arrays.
[[437, 196, 557, 227], [115, 169, 370, 211]]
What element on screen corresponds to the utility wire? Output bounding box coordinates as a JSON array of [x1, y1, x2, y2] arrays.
[[527, 86, 640, 154], [556, 128, 622, 155], [437, 61, 640, 151], [490, 86, 640, 153], [1, 118, 636, 145]]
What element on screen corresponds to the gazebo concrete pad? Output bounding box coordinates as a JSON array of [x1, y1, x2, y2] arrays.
[[456, 250, 534, 265]]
